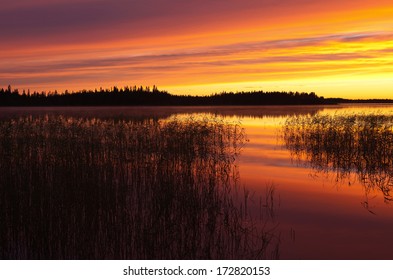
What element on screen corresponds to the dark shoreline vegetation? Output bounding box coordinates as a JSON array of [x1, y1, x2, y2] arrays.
[[1, 85, 331, 106], [0, 114, 280, 259], [2, 85, 393, 106], [283, 112, 393, 212]]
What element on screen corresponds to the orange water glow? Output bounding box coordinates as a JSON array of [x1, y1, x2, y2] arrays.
[[235, 105, 393, 258]]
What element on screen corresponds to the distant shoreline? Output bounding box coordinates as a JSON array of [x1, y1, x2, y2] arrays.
[[1, 85, 393, 106]]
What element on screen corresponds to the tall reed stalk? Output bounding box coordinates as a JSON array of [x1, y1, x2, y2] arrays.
[[0, 114, 278, 259], [283, 112, 393, 202]]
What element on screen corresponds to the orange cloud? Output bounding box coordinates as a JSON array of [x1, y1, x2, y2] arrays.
[[1, 0, 393, 98]]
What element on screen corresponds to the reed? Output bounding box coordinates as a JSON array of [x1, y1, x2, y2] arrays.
[[282, 112, 393, 202], [0, 114, 278, 259]]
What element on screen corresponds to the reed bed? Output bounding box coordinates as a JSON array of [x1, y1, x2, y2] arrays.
[[283, 112, 393, 202], [0, 114, 278, 259]]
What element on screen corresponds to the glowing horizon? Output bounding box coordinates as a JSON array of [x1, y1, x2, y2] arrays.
[[1, 0, 393, 99]]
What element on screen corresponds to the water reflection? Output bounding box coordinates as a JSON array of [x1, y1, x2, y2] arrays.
[[283, 112, 393, 203], [0, 105, 324, 121], [0, 114, 279, 259]]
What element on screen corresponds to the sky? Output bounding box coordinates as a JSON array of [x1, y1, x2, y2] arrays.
[[1, 0, 393, 98]]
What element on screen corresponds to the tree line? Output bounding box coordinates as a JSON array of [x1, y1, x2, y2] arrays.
[[0, 85, 332, 106]]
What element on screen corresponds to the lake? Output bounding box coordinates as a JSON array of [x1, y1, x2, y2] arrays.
[[1, 104, 393, 259]]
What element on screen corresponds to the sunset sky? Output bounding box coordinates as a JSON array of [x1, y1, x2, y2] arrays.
[[1, 0, 393, 98]]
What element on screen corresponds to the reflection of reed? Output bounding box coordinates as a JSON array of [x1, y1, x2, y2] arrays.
[[0, 115, 279, 259], [283, 113, 393, 202]]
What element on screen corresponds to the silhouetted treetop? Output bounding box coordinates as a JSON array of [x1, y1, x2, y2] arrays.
[[0, 85, 334, 106]]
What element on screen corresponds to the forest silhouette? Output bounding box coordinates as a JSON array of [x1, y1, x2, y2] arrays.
[[2, 85, 392, 106], [0, 85, 331, 106]]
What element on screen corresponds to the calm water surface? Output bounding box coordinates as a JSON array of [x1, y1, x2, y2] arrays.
[[237, 105, 393, 259], [1, 104, 393, 259]]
